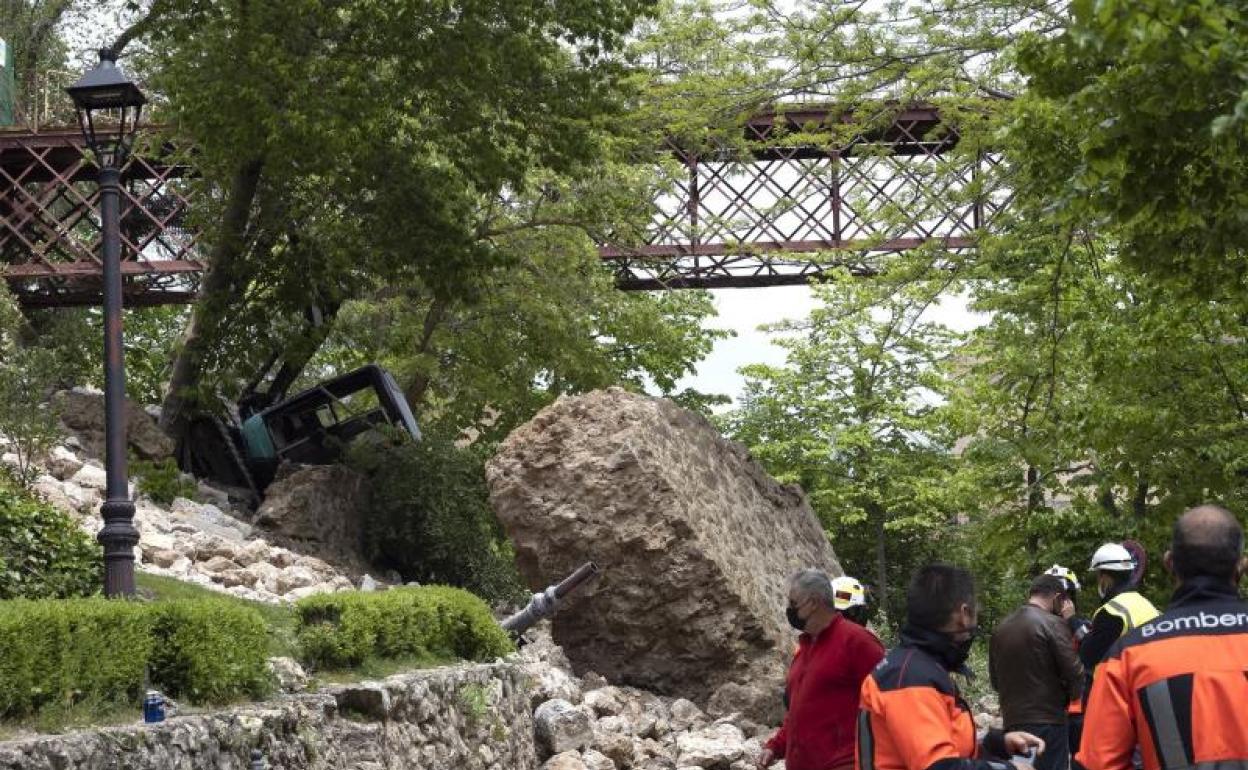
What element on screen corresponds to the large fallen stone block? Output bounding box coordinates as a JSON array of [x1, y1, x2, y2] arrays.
[[486, 389, 840, 721], [54, 388, 174, 461]]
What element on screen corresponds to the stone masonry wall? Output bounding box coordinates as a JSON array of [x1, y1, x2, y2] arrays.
[[0, 662, 536, 770]]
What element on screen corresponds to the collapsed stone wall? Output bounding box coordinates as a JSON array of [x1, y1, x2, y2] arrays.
[[487, 388, 841, 723], [0, 662, 535, 770]]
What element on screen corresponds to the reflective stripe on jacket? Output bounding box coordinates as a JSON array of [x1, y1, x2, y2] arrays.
[[1077, 577, 1248, 770], [1093, 591, 1160, 636]]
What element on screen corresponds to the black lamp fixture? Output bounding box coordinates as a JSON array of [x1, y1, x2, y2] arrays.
[[66, 48, 147, 598], [66, 48, 147, 169]]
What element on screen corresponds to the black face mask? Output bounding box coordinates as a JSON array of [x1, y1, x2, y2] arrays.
[[948, 626, 978, 668], [786, 605, 806, 631]]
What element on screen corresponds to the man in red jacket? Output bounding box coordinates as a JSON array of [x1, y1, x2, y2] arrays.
[[759, 570, 886, 770]]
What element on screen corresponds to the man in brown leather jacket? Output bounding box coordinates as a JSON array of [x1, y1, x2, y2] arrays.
[[989, 575, 1084, 770]]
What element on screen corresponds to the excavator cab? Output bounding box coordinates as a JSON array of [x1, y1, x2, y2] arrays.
[[178, 364, 419, 506], [239, 364, 419, 486]]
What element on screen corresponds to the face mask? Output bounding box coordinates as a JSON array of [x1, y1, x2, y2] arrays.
[[786, 605, 806, 631], [948, 625, 978, 668]]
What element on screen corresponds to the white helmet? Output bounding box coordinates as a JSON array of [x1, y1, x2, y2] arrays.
[[831, 576, 867, 610], [1090, 543, 1136, 573], [1044, 564, 1081, 592]]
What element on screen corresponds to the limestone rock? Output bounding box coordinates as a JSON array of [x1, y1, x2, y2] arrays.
[[583, 750, 618, 770], [593, 730, 636, 769], [675, 723, 746, 769], [233, 539, 271, 567], [54, 388, 174, 461], [534, 699, 594, 759], [276, 566, 319, 594], [254, 465, 368, 564], [200, 555, 241, 574], [144, 547, 184, 569], [45, 446, 83, 480], [708, 681, 784, 730], [584, 687, 625, 717], [669, 699, 706, 733], [266, 657, 308, 693], [486, 389, 839, 719], [68, 463, 108, 492], [544, 752, 590, 770]]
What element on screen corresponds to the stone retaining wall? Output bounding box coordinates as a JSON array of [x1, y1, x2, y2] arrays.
[[0, 662, 536, 770]]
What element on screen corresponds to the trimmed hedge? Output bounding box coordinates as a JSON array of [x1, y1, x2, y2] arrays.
[[295, 586, 513, 670], [0, 597, 270, 718]]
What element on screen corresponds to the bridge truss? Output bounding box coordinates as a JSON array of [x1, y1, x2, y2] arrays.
[[0, 128, 200, 307], [603, 105, 1005, 290], [0, 105, 1001, 306]]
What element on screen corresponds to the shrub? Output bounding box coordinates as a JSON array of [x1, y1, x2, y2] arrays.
[[0, 474, 99, 600], [132, 458, 198, 505], [295, 586, 513, 671], [148, 600, 272, 703], [0, 598, 270, 719], [347, 434, 526, 605], [0, 286, 64, 487]]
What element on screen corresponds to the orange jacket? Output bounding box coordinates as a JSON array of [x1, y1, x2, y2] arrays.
[[1077, 577, 1248, 770], [857, 626, 1014, 770]]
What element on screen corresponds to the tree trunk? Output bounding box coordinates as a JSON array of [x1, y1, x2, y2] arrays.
[[159, 158, 264, 440], [402, 297, 448, 409], [872, 505, 889, 618], [1026, 464, 1042, 572]]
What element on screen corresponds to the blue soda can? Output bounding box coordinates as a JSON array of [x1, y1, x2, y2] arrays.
[[143, 690, 166, 723]]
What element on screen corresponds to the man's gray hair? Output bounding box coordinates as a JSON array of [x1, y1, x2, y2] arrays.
[[789, 568, 836, 608]]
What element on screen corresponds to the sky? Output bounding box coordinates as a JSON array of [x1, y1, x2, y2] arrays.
[[676, 285, 988, 408]]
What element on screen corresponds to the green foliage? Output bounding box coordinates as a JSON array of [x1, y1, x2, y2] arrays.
[[295, 586, 514, 671], [1015, 0, 1248, 289], [307, 174, 729, 440], [0, 473, 98, 600], [23, 306, 189, 405], [0, 287, 63, 487], [0, 597, 270, 719], [347, 433, 526, 605], [0, 599, 151, 719], [722, 274, 960, 621], [132, 458, 198, 505], [147, 601, 272, 703]]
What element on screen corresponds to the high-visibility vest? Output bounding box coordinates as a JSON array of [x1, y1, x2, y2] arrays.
[[1093, 590, 1160, 636]]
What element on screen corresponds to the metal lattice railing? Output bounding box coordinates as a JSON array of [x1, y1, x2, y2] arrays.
[[601, 105, 1010, 290], [0, 105, 1007, 304], [0, 127, 201, 307]]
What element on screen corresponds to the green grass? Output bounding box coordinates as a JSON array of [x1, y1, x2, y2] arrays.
[[136, 572, 298, 658]]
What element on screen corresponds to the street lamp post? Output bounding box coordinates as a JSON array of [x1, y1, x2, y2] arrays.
[[66, 49, 147, 597]]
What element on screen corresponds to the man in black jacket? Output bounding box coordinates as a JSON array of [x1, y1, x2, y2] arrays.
[[989, 575, 1084, 770]]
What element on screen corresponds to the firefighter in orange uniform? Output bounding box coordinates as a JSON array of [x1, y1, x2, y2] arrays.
[[1078, 505, 1248, 770], [857, 564, 1045, 770]]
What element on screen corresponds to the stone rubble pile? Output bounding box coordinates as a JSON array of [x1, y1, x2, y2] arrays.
[[519, 630, 782, 770], [0, 412, 375, 603]]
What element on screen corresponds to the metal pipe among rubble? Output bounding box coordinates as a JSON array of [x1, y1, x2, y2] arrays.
[[501, 562, 600, 636]]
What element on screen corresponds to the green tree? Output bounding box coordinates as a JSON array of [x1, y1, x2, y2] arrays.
[[0, 286, 61, 486], [307, 177, 729, 439], [99, 0, 656, 439], [1015, 0, 1248, 289], [723, 274, 958, 619]]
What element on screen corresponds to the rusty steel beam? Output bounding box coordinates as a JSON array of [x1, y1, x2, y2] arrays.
[[603, 103, 1003, 290], [2, 104, 1001, 302], [0, 126, 201, 307]]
